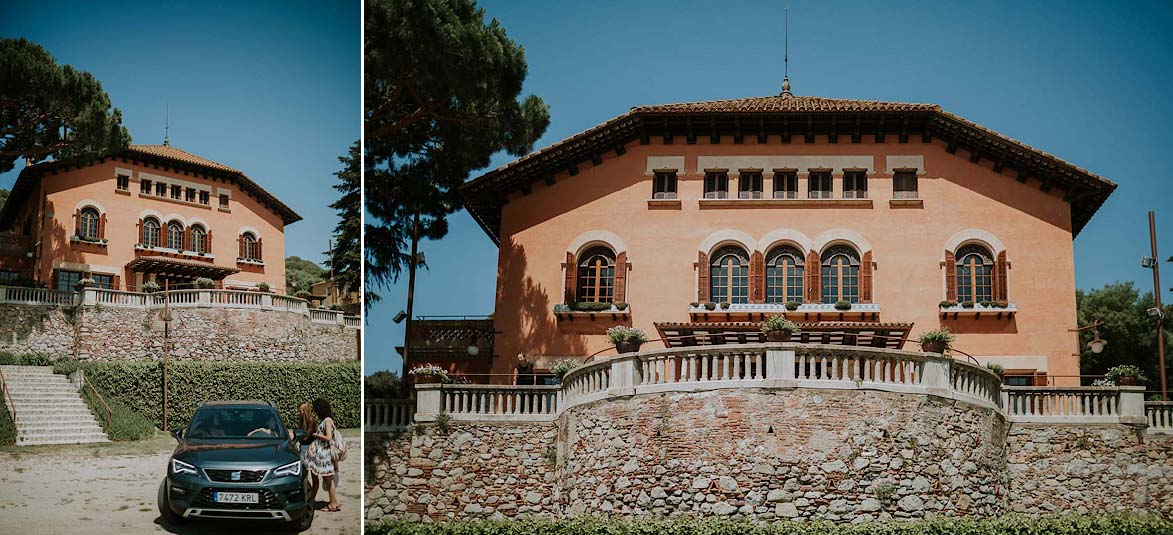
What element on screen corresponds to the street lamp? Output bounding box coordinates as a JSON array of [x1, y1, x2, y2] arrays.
[[1141, 210, 1167, 401], [1070, 320, 1108, 354]]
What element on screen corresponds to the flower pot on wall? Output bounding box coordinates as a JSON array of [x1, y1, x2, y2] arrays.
[[1118, 375, 1138, 386], [765, 331, 792, 342], [616, 341, 642, 354], [921, 340, 947, 354]]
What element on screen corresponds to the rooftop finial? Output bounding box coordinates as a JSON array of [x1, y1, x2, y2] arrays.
[[163, 104, 170, 147], [781, 5, 792, 96]]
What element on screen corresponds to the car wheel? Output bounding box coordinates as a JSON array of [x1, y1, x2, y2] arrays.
[[288, 504, 314, 533], [157, 479, 188, 525]]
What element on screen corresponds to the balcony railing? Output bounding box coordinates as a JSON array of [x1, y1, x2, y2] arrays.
[[1003, 386, 1147, 425], [412, 343, 1006, 424], [365, 399, 414, 432], [1147, 402, 1173, 434], [0, 286, 358, 328]]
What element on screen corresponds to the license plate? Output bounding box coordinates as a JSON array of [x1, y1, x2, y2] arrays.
[[213, 491, 259, 504]]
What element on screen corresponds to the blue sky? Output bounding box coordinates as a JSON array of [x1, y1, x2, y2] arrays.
[[361, 0, 1173, 376], [0, 0, 360, 275]]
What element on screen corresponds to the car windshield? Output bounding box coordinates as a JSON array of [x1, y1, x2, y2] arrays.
[[187, 407, 286, 439]]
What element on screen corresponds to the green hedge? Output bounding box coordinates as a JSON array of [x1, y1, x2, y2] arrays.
[[78, 382, 157, 441], [0, 352, 53, 366], [0, 397, 13, 446], [368, 515, 1173, 535], [53, 360, 360, 431]]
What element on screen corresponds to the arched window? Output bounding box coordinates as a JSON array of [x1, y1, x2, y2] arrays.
[[710, 245, 749, 304], [190, 225, 207, 254], [575, 246, 615, 303], [167, 222, 184, 250], [79, 208, 100, 240], [766, 245, 805, 304], [242, 232, 258, 260], [956, 244, 993, 302], [821, 244, 860, 304], [143, 218, 161, 247]]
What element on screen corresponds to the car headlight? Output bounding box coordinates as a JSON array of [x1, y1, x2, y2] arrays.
[[273, 460, 301, 478], [171, 458, 198, 477]]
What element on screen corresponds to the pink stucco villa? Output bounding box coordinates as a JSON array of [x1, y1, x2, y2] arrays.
[[403, 87, 1116, 387]]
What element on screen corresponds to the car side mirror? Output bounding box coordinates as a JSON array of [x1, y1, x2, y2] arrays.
[[172, 428, 184, 442], [293, 429, 307, 442]]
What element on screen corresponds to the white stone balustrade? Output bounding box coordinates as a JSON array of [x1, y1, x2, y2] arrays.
[[365, 398, 415, 431], [1003, 386, 1147, 425], [415, 384, 561, 423], [2, 285, 359, 329], [1145, 401, 1173, 434]]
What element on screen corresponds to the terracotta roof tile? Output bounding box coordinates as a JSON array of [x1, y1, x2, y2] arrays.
[[633, 94, 940, 114], [127, 145, 242, 174]]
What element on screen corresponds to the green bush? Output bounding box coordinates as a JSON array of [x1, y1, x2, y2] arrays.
[[77, 381, 157, 441], [0, 398, 14, 446], [0, 352, 55, 366], [52, 359, 360, 431], [367, 515, 1173, 535]]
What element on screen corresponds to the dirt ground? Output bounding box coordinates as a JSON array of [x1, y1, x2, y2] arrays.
[[0, 432, 361, 534]]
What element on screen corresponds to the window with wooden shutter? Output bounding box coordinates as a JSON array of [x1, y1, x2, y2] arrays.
[[805, 250, 820, 303], [697, 251, 710, 302], [860, 251, 873, 303], [749, 250, 765, 303], [614, 252, 627, 302], [563, 251, 575, 304], [995, 251, 1008, 302], [944, 250, 957, 300]]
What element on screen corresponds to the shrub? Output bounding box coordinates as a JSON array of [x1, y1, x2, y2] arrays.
[[613, 302, 629, 311], [408, 364, 451, 383], [296, 290, 312, 299], [0, 352, 54, 366], [703, 302, 716, 311], [3, 275, 46, 288], [834, 299, 851, 311], [142, 281, 161, 293], [719, 301, 731, 310], [256, 282, 271, 292], [75, 278, 95, 290], [1105, 365, 1147, 383], [51, 359, 360, 431], [938, 300, 957, 308], [760, 315, 798, 334], [550, 359, 580, 380], [0, 399, 13, 446], [366, 370, 402, 399], [985, 363, 1005, 375], [366, 514, 1173, 535], [784, 301, 800, 311], [918, 328, 955, 346], [79, 382, 157, 441], [960, 300, 975, 308], [570, 301, 611, 312], [195, 277, 215, 289], [606, 326, 648, 345]]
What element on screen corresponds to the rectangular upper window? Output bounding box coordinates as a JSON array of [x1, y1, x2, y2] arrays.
[[844, 171, 868, 199], [773, 171, 797, 199], [703, 171, 729, 199], [170, 185, 181, 199], [652, 171, 677, 199], [155, 182, 166, 196], [185, 188, 196, 203], [199, 191, 210, 205], [738, 172, 763, 199], [808, 171, 832, 199], [91, 273, 114, 290], [54, 269, 82, 292], [219, 193, 229, 208], [116, 175, 129, 191], [140, 179, 152, 194], [894, 171, 918, 199]]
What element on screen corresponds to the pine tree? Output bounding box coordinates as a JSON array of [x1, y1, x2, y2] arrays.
[[329, 141, 362, 301]]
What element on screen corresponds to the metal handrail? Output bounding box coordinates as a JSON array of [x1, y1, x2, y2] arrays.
[[0, 367, 15, 428], [80, 372, 113, 426]]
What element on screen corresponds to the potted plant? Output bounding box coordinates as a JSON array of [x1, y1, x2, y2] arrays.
[[614, 302, 629, 311], [835, 299, 852, 311], [74, 278, 95, 291], [785, 301, 801, 311], [1105, 365, 1147, 386], [939, 300, 958, 308], [607, 326, 648, 354], [760, 315, 799, 342], [984, 363, 1005, 380], [256, 282, 271, 293], [551, 359, 581, 381], [689, 302, 700, 308], [407, 364, 451, 384], [195, 277, 215, 289], [570, 301, 611, 312], [719, 301, 731, 310], [960, 301, 975, 308], [918, 328, 955, 353], [703, 302, 717, 311], [142, 281, 162, 293]]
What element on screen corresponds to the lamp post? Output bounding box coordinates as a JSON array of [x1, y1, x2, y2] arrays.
[[1141, 211, 1167, 400]]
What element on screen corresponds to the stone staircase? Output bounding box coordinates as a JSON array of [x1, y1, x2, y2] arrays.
[[0, 365, 109, 445]]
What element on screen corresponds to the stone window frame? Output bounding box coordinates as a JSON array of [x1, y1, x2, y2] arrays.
[[820, 243, 862, 304], [142, 217, 162, 247], [575, 246, 617, 304]]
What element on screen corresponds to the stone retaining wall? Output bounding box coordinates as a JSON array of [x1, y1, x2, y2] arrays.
[[1006, 424, 1172, 517], [0, 303, 357, 361]]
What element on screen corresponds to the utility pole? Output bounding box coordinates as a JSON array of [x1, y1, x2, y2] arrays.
[[162, 279, 171, 431], [403, 211, 420, 391], [1149, 211, 1167, 400]]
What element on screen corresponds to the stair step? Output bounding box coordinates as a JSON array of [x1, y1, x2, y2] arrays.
[[1, 366, 112, 446], [0, 366, 55, 374], [14, 407, 94, 414], [18, 425, 105, 435], [16, 419, 102, 428], [18, 435, 109, 446]]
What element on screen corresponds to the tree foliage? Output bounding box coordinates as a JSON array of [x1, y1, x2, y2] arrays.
[[364, 0, 550, 302], [286, 255, 328, 296], [330, 141, 363, 299], [365, 370, 403, 399], [0, 38, 130, 173], [0, 188, 8, 211], [1077, 281, 1172, 384]]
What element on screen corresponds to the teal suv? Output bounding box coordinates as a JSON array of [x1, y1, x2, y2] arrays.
[[158, 401, 314, 532]]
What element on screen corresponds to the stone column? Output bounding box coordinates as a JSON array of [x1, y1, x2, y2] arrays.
[[414, 383, 443, 422], [1119, 386, 1146, 425], [81, 287, 98, 306], [922, 355, 952, 399], [609, 357, 637, 397]]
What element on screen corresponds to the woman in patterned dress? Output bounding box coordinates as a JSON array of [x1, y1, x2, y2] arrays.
[[308, 398, 341, 512]]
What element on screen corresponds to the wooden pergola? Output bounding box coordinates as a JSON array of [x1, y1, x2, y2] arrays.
[[654, 321, 914, 350]]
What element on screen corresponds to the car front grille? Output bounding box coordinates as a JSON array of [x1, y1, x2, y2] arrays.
[[204, 469, 268, 483], [193, 488, 281, 510]]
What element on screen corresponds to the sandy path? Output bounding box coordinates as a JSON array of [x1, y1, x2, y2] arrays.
[[0, 434, 360, 535]]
